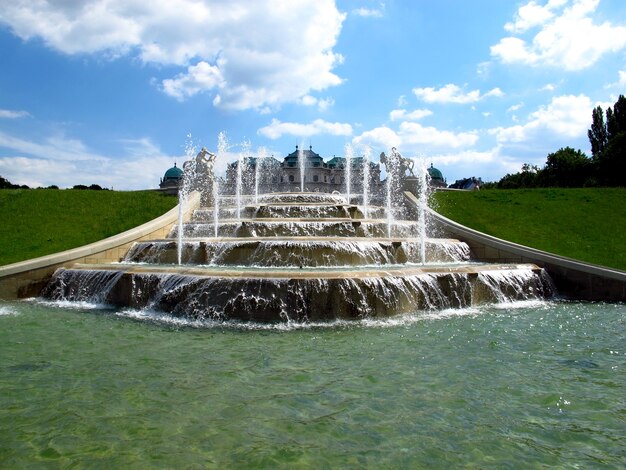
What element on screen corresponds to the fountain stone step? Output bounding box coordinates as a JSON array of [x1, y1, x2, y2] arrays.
[[192, 205, 382, 220], [124, 237, 471, 266], [44, 263, 553, 322], [172, 220, 423, 238]]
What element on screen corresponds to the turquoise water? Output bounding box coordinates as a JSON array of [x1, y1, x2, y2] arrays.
[[0, 300, 624, 468]]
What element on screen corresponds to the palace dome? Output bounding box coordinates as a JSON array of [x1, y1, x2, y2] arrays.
[[427, 163, 444, 181], [163, 163, 183, 181]]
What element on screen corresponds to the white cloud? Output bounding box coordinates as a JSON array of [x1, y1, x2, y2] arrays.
[[257, 118, 353, 140], [491, 0, 626, 70], [506, 103, 524, 113], [161, 61, 225, 101], [299, 95, 335, 111], [0, 109, 31, 119], [504, 0, 566, 33], [605, 69, 626, 89], [389, 108, 432, 121], [540, 83, 556, 91], [352, 3, 385, 18], [353, 122, 478, 152], [0, 130, 106, 162], [0, 0, 346, 111], [412, 84, 503, 104], [491, 94, 592, 144], [0, 129, 184, 189]]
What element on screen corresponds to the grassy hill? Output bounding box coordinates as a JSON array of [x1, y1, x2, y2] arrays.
[[431, 188, 626, 271], [0, 189, 177, 266]]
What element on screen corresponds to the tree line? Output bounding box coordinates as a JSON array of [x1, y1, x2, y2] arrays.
[[0, 176, 109, 191], [492, 95, 625, 189]]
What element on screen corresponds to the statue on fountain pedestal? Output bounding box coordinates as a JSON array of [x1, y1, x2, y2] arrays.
[[380, 148, 415, 177], [184, 147, 217, 205]]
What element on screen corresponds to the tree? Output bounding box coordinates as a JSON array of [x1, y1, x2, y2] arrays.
[[497, 164, 540, 189], [597, 132, 626, 186], [588, 106, 607, 158], [606, 95, 626, 141], [587, 95, 626, 186], [541, 147, 591, 187]]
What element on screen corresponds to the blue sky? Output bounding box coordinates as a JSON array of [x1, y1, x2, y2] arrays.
[[1, 0, 625, 189]]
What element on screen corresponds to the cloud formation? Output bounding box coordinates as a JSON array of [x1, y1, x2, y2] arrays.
[[389, 108, 433, 121], [353, 122, 478, 153], [0, 0, 346, 110], [257, 118, 353, 140], [490, 94, 592, 145], [413, 84, 503, 104], [0, 109, 31, 119], [491, 0, 626, 70]]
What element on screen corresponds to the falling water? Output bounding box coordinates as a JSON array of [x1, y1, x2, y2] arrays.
[[416, 158, 431, 264], [177, 135, 197, 265], [362, 145, 371, 219], [344, 143, 353, 204], [255, 147, 268, 204], [214, 132, 228, 238], [236, 141, 250, 221], [386, 148, 398, 238], [298, 144, 305, 192]]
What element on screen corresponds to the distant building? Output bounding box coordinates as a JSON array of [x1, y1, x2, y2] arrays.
[[159, 163, 183, 194], [224, 145, 384, 196], [427, 163, 447, 188], [448, 177, 482, 190]]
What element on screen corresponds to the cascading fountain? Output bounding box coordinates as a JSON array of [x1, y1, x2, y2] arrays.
[[362, 146, 371, 220], [177, 136, 198, 265], [416, 158, 430, 265], [298, 143, 305, 192], [384, 148, 400, 238], [344, 143, 353, 203], [42, 142, 554, 322], [235, 142, 246, 221], [255, 147, 268, 205]]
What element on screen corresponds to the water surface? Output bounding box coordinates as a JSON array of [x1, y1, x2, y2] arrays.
[[0, 300, 624, 468]]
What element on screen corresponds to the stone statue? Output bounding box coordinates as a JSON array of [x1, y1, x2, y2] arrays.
[[380, 148, 415, 177], [183, 147, 218, 205]]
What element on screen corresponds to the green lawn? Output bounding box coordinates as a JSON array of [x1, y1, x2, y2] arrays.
[[0, 189, 177, 266], [431, 188, 626, 271]]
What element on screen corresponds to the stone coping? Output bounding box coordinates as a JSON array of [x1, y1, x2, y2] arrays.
[[404, 191, 626, 301], [127, 236, 465, 243], [66, 261, 542, 280], [0, 191, 200, 298]]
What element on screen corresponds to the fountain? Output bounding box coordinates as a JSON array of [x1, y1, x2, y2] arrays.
[[362, 146, 371, 220], [344, 143, 353, 203], [298, 143, 305, 192], [41, 142, 554, 322]]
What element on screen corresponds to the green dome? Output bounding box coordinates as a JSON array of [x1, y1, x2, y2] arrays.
[[427, 163, 444, 181], [164, 164, 183, 180]]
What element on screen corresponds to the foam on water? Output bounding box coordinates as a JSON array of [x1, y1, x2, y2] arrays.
[[64, 296, 557, 332], [0, 305, 18, 316]]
